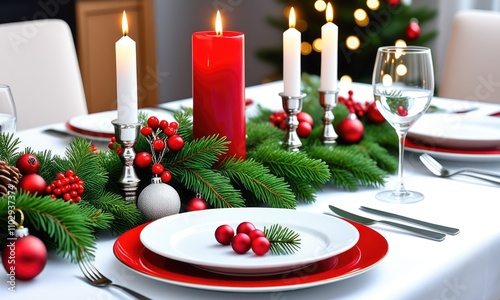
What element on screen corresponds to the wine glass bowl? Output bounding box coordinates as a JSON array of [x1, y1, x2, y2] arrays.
[[0, 84, 17, 134], [372, 46, 434, 203]]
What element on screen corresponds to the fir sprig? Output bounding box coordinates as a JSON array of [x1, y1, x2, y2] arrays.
[[264, 224, 301, 255], [0, 133, 19, 164], [218, 157, 296, 208]]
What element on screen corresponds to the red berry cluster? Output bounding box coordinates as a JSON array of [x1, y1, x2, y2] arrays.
[[269, 111, 314, 138], [45, 170, 84, 203], [215, 222, 271, 256], [338, 90, 385, 124], [135, 116, 185, 183]]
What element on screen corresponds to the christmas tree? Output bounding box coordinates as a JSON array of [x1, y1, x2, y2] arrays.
[[257, 0, 437, 83]]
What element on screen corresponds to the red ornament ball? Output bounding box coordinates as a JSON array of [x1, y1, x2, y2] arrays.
[[135, 152, 152, 168], [386, 0, 401, 6], [16, 154, 39, 175], [406, 21, 420, 40], [18, 173, 46, 196], [297, 111, 314, 126], [296, 121, 312, 138], [151, 163, 164, 175], [2, 233, 47, 280], [337, 114, 364, 144], [251, 236, 271, 256], [236, 221, 256, 235], [231, 233, 252, 254], [186, 197, 208, 211], [160, 170, 172, 183], [167, 135, 185, 151], [366, 103, 386, 124], [215, 224, 235, 245]]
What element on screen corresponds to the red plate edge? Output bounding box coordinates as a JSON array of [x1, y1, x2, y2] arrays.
[[66, 122, 115, 139], [113, 219, 388, 292]]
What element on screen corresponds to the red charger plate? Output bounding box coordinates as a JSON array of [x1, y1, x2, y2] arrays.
[[113, 220, 388, 293]]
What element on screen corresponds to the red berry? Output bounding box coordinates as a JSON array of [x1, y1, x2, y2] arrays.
[[141, 126, 153, 136], [248, 229, 266, 240], [153, 139, 165, 151], [297, 111, 314, 126], [186, 197, 208, 211], [151, 163, 164, 175], [236, 222, 256, 235], [147, 116, 160, 129], [16, 153, 40, 174], [65, 170, 75, 177], [163, 126, 177, 136], [160, 170, 172, 183], [296, 121, 312, 138], [159, 120, 169, 129], [231, 233, 252, 254], [167, 135, 184, 151], [215, 224, 234, 245], [251, 236, 271, 256], [169, 122, 179, 129], [397, 106, 408, 116]]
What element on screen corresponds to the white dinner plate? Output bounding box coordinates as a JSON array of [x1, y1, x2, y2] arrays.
[[66, 108, 173, 141], [139, 207, 360, 275], [408, 114, 500, 149]]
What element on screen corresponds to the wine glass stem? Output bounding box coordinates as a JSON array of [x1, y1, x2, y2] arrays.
[[395, 131, 408, 196]]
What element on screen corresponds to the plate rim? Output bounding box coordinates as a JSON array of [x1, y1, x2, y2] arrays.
[[139, 207, 360, 274], [113, 219, 388, 293]]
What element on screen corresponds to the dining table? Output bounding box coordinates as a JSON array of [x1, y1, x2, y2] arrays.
[[3, 81, 500, 300]]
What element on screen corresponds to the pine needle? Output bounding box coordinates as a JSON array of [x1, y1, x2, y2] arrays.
[[264, 224, 301, 255]]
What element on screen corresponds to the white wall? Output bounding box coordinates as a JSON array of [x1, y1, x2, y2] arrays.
[[153, 0, 283, 102]]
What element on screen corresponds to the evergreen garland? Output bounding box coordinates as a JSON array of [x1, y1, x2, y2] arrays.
[[0, 73, 398, 263]]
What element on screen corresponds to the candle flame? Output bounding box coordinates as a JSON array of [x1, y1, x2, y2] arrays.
[[326, 3, 333, 22], [122, 11, 129, 36], [215, 10, 223, 35], [289, 7, 296, 28]]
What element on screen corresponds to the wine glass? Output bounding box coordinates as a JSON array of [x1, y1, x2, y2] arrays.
[[0, 84, 17, 133], [372, 46, 434, 203]]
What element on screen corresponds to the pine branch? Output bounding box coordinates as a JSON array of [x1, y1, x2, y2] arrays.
[[0, 133, 20, 163], [264, 224, 301, 255], [166, 135, 229, 169], [77, 202, 114, 230], [0, 193, 96, 262], [171, 167, 245, 208], [218, 157, 296, 208], [359, 140, 398, 173], [84, 192, 144, 234], [245, 122, 284, 151]]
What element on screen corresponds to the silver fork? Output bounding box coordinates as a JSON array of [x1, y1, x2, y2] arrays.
[[78, 259, 151, 300], [419, 153, 500, 184]]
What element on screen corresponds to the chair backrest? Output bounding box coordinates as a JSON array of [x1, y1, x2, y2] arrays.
[[0, 19, 88, 130], [439, 9, 500, 104]]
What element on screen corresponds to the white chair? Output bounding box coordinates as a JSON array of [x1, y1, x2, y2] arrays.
[[0, 19, 88, 130], [439, 9, 500, 104]]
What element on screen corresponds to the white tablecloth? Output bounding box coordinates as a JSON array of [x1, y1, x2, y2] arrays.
[[3, 82, 500, 300]]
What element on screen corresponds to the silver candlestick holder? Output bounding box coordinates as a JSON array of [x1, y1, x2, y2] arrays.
[[112, 120, 141, 204], [280, 92, 306, 151], [319, 89, 339, 145]]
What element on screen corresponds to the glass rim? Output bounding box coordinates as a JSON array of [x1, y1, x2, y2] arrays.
[[0, 84, 11, 89], [378, 46, 431, 53]]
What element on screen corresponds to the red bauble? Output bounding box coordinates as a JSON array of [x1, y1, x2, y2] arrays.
[[135, 152, 152, 168], [231, 233, 252, 254], [386, 0, 401, 6], [2, 229, 47, 281], [366, 104, 386, 124], [16, 154, 39, 175], [251, 236, 271, 256], [406, 21, 420, 40], [18, 173, 46, 196], [215, 224, 234, 245], [296, 121, 312, 138], [248, 229, 266, 240], [337, 114, 364, 144], [167, 135, 185, 151], [297, 111, 314, 126], [236, 221, 256, 235], [186, 197, 208, 211]]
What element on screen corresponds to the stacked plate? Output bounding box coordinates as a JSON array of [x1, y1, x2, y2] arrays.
[[113, 208, 388, 292], [66, 109, 174, 141], [407, 113, 500, 161]]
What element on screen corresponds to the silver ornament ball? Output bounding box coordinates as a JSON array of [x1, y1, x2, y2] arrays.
[[138, 178, 181, 221]]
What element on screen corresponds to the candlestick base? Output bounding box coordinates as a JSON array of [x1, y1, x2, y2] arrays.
[[112, 120, 141, 204], [280, 92, 306, 151], [319, 89, 339, 146]]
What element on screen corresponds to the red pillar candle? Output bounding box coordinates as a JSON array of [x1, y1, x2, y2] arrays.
[[192, 11, 246, 161]]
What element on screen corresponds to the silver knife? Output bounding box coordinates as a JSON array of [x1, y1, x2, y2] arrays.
[[328, 205, 446, 241], [360, 206, 459, 235]]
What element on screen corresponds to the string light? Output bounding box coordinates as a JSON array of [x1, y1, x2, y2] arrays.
[[314, 0, 327, 12]]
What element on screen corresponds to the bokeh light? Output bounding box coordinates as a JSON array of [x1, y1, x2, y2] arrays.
[[346, 36, 361, 50], [366, 0, 380, 10], [312, 38, 322, 52], [354, 9, 369, 27], [314, 0, 327, 12], [301, 41, 312, 55]]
